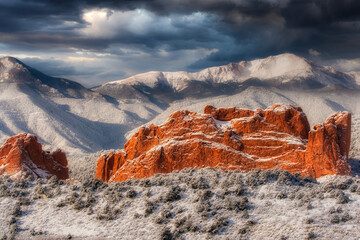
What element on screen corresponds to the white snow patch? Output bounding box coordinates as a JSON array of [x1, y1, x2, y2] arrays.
[[213, 119, 232, 129]]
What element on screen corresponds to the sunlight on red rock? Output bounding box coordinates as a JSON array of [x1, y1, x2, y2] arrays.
[[0, 133, 69, 179], [96, 104, 351, 182]]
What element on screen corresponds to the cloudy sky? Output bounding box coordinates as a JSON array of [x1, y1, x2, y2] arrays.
[[0, 0, 360, 87]]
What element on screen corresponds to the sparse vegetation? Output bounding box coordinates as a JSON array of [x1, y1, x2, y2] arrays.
[[126, 189, 137, 198], [207, 216, 229, 234], [164, 186, 182, 202], [0, 168, 359, 239], [307, 232, 317, 239], [160, 227, 172, 240], [330, 214, 340, 224]]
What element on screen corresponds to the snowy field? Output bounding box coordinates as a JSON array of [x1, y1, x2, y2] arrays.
[[1, 168, 360, 240]]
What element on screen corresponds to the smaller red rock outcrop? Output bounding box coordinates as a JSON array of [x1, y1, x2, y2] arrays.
[[0, 133, 69, 179], [96, 105, 351, 182], [305, 112, 352, 178]]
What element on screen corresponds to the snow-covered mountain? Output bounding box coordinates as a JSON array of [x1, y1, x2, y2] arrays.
[[0, 57, 95, 98], [0, 54, 359, 178], [94, 53, 359, 104], [0, 56, 163, 159]]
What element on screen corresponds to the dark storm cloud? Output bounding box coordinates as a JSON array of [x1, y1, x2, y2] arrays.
[[283, 0, 360, 28], [0, 1, 82, 32], [0, 0, 360, 80]]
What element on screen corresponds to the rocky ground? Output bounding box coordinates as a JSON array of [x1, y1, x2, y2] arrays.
[[1, 167, 360, 240]]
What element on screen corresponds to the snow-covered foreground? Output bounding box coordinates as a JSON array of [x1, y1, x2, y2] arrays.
[[1, 168, 360, 240]]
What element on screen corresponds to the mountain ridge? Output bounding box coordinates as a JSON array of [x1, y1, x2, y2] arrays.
[[2, 54, 359, 101], [104, 54, 357, 87], [93, 53, 359, 104]]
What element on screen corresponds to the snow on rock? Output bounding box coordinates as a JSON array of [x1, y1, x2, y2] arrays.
[[0, 133, 69, 179], [95, 104, 352, 182]]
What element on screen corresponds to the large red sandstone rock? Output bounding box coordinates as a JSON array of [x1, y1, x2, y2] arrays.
[[95, 104, 351, 182], [0, 133, 69, 179]]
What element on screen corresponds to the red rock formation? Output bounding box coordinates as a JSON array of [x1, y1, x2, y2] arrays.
[[0, 133, 69, 179], [95, 105, 351, 182], [305, 112, 352, 178]]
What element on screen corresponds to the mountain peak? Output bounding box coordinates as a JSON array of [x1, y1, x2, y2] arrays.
[[240, 53, 313, 80], [0, 56, 93, 98], [0, 56, 19, 63], [1, 55, 20, 61], [0, 56, 29, 83], [0, 56, 26, 70]]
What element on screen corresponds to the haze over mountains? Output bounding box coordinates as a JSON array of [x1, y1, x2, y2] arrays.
[[0, 53, 359, 177]]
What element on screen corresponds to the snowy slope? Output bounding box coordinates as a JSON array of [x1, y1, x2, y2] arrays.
[[0, 83, 125, 152], [145, 87, 359, 126], [0, 84, 165, 177], [0, 56, 164, 149], [0, 57, 165, 177]]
